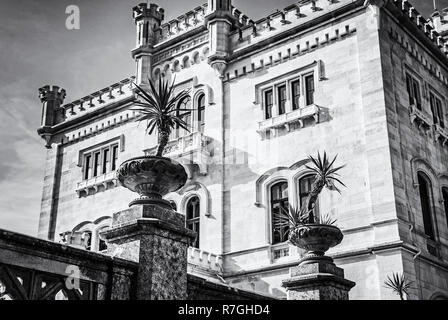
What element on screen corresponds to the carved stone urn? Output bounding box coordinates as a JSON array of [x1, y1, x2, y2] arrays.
[[116, 156, 187, 208], [289, 224, 343, 265]]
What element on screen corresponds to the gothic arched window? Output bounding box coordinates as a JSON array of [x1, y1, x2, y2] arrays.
[[418, 172, 435, 240], [271, 181, 289, 244], [97, 227, 108, 252], [82, 231, 92, 251], [174, 96, 192, 139], [197, 94, 206, 132], [298, 174, 317, 222], [443, 187, 448, 228], [186, 196, 200, 248]]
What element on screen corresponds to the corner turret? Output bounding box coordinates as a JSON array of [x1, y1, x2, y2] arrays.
[[38, 85, 66, 148], [205, 0, 234, 78], [132, 3, 165, 86]]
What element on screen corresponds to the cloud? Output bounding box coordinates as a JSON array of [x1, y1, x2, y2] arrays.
[[0, 138, 44, 236]]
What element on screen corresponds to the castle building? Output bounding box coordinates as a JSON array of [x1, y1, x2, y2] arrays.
[[37, 0, 448, 300]]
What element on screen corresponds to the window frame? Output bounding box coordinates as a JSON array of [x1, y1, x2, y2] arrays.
[[417, 172, 436, 241], [429, 90, 445, 128], [298, 174, 318, 222], [185, 195, 201, 248], [291, 79, 301, 110], [442, 187, 448, 229], [173, 95, 192, 139], [263, 88, 274, 119], [197, 93, 206, 133], [270, 180, 289, 245], [260, 69, 316, 120], [405, 72, 422, 110], [304, 73, 315, 106], [277, 84, 287, 115], [82, 142, 119, 181]]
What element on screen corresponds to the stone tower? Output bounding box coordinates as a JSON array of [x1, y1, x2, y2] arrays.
[[131, 2, 165, 86], [205, 0, 233, 78]]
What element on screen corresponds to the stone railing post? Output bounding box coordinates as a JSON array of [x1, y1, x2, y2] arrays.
[[283, 224, 355, 300], [102, 204, 196, 300], [282, 257, 355, 300]]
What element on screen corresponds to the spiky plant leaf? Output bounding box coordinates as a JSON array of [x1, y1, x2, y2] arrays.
[[301, 152, 346, 222], [319, 213, 337, 226], [384, 273, 414, 300], [131, 76, 194, 156]]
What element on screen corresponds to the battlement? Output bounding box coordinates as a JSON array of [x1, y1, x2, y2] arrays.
[[431, 7, 448, 39], [229, 0, 351, 52], [392, 0, 448, 57], [132, 2, 165, 23], [152, 3, 251, 46], [60, 76, 135, 123], [38, 85, 66, 104]]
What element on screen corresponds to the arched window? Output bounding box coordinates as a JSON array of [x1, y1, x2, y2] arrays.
[[443, 188, 448, 228], [271, 181, 289, 244], [174, 96, 192, 139], [298, 174, 317, 222], [82, 231, 92, 251], [186, 196, 200, 248], [197, 94, 206, 132], [418, 173, 435, 240], [97, 227, 108, 252]]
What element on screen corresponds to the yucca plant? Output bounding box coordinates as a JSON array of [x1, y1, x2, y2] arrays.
[[273, 205, 337, 232], [384, 272, 414, 300], [132, 77, 192, 157], [273, 204, 309, 231], [304, 151, 346, 223], [272, 152, 344, 229]]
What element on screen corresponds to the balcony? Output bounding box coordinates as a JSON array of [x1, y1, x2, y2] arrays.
[[76, 171, 118, 197], [433, 123, 448, 146], [144, 131, 211, 175], [409, 104, 432, 131], [187, 247, 223, 277], [257, 104, 320, 137]]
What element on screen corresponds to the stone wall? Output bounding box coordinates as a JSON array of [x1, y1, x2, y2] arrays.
[[378, 1, 448, 300]]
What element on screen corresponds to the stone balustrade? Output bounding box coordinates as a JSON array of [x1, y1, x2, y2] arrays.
[[188, 247, 223, 274], [144, 131, 212, 175], [409, 104, 432, 131], [258, 104, 320, 137], [145, 131, 211, 157], [434, 123, 448, 145], [75, 171, 118, 197]]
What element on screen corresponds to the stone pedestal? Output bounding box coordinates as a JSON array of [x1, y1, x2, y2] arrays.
[[101, 204, 196, 300], [282, 258, 355, 300]]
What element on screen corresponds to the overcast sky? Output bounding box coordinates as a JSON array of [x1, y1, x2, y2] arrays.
[[0, 0, 444, 236]]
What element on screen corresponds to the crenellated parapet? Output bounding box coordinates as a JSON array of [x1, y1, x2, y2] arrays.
[[61, 76, 135, 122], [132, 2, 165, 23], [430, 7, 448, 41], [389, 0, 448, 59], [39, 85, 66, 105], [229, 0, 351, 52], [132, 2, 165, 49], [154, 4, 208, 45], [152, 3, 252, 46]]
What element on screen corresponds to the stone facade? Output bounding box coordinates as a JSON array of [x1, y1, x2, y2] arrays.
[[36, 0, 448, 299]]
